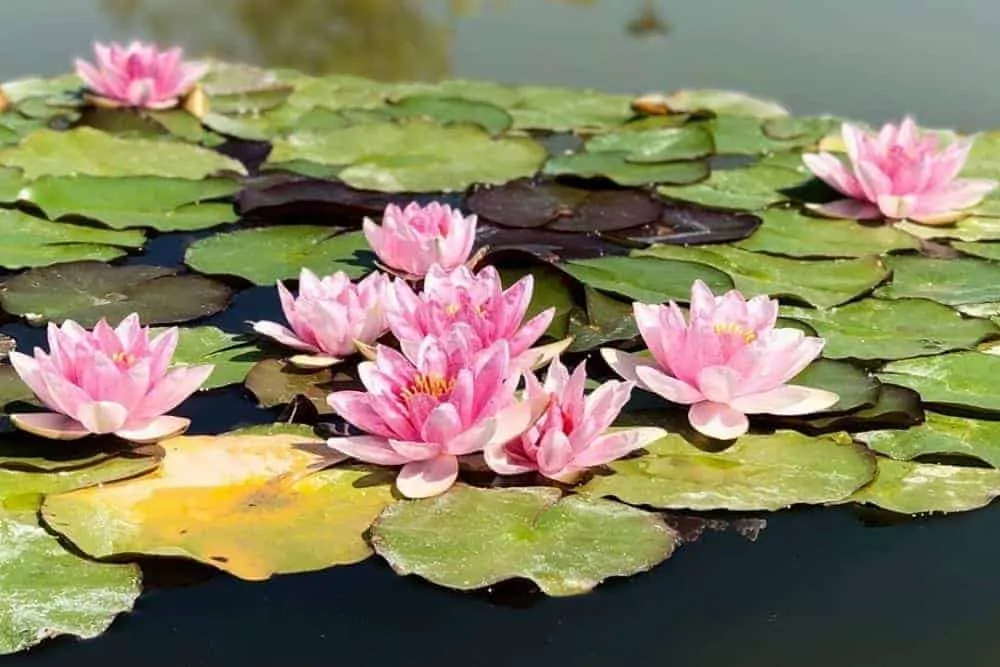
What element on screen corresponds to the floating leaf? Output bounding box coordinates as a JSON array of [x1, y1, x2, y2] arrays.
[[388, 95, 512, 136], [567, 288, 639, 352], [894, 217, 1000, 242], [859, 411, 1000, 468], [499, 263, 579, 339], [652, 89, 789, 119], [782, 299, 996, 360], [952, 241, 1000, 262], [0, 209, 145, 269], [612, 200, 762, 246], [42, 434, 395, 581], [508, 85, 633, 132], [164, 326, 266, 390], [658, 163, 806, 210], [245, 358, 360, 414], [186, 226, 372, 285], [478, 225, 625, 262], [0, 127, 246, 180], [874, 255, 1000, 305], [580, 431, 875, 511], [847, 458, 1000, 514], [637, 244, 888, 308], [585, 125, 714, 163], [735, 209, 920, 258], [224, 423, 318, 438], [773, 384, 924, 435], [878, 352, 1000, 414], [0, 365, 35, 412], [559, 255, 733, 303], [543, 152, 708, 187], [707, 116, 798, 155], [370, 485, 676, 596], [791, 359, 880, 414], [762, 116, 845, 143], [0, 262, 233, 326], [268, 120, 546, 192]]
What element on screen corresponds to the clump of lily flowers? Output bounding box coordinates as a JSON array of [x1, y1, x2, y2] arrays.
[[9, 200, 839, 498], [804, 117, 997, 225], [74, 41, 207, 110]]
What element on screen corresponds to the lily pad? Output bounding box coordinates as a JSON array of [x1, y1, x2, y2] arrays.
[[163, 326, 267, 391], [0, 262, 233, 326], [370, 485, 676, 596], [43, 434, 395, 581], [894, 217, 1000, 242], [499, 263, 579, 339], [268, 120, 546, 192], [658, 163, 807, 211], [637, 244, 888, 309], [508, 85, 634, 132], [652, 89, 789, 119], [0, 365, 36, 412], [0, 209, 145, 269], [736, 209, 920, 258], [567, 287, 639, 352], [245, 359, 361, 414], [559, 255, 733, 303], [580, 430, 876, 511], [544, 152, 708, 187], [847, 458, 1000, 514], [0, 127, 246, 180], [859, 411, 1000, 468], [707, 116, 799, 156], [875, 255, 1000, 305], [763, 116, 846, 143], [185, 226, 372, 285], [387, 95, 512, 136], [791, 359, 880, 414], [585, 125, 714, 163], [773, 384, 924, 435], [878, 352, 1000, 414], [782, 299, 997, 360], [952, 241, 1000, 262], [612, 200, 762, 246]]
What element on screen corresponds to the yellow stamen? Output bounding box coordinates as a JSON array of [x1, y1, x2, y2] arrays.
[[445, 303, 461, 316], [713, 322, 757, 343], [111, 351, 135, 367], [400, 373, 455, 401]]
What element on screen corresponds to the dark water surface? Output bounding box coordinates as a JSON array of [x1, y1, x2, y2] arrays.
[[2, 2, 998, 665]]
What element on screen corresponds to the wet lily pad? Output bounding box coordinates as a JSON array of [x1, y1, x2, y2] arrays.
[[508, 85, 634, 132], [0, 127, 246, 180], [859, 411, 1000, 468], [0, 209, 145, 269], [952, 241, 1000, 262], [847, 458, 1000, 514], [224, 423, 318, 438], [658, 163, 806, 211], [874, 255, 1000, 305], [652, 89, 789, 119], [580, 431, 876, 511], [185, 226, 372, 285], [559, 255, 734, 303], [894, 217, 1000, 242], [164, 326, 267, 391], [544, 151, 708, 187], [878, 352, 1000, 414], [387, 95, 512, 136], [567, 287, 639, 352], [0, 262, 233, 326], [268, 120, 546, 192], [370, 485, 676, 596], [782, 299, 997, 360], [637, 244, 889, 308], [763, 116, 846, 143], [245, 358, 361, 414], [585, 124, 714, 163], [42, 434, 394, 581], [791, 359, 880, 414], [735, 209, 920, 258], [707, 116, 799, 155]]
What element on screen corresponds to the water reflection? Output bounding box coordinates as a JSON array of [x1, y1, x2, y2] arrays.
[[626, 0, 669, 37]]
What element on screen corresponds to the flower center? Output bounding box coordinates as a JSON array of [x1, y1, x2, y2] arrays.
[[400, 373, 455, 401], [112, 351, 135, 368], [713, 322, 757, 343], [445, 303, 461, 316]]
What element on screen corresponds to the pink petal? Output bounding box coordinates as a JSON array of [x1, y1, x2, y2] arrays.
[[483, 440, 537, 475], [76, 401, 130, 434], [573, 379, 633, 446], [10, 413, 90, 440], [730, 385, 840, 416], [326, 391, 396, 438], [512, 337, 573, 372], [327, 435, 412, 465], [252, 321, 319, 353], [445, 418, 497, 456], [396, 455, 460, 498], [536, 430, 574, 478], [854, 162, 893, 202], [695, 365, 742, 403], [907, 179, 999, 222], [572, 427, 666, 468], [807, 199, 883, 220], [688, 401, 749, 440], [802, 152, 864, 198], [115, 415, 190, 443], [8, 351, 60, 412], [485, 398, 543, 448], [634, 365, 704, 405], [130, 364, 214, 421], [288, 354, 341, 369], [421, 403, 464, 445], [509, 309, 554, 356], [600, 348, 653, 384]]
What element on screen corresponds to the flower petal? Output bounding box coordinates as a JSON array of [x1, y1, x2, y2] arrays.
[[252, 321, 319, 353], [634, 365, 704, 405], [10, 413, 90, 440], [807, 199, 883, 220], [688, 401, 749, 440], [730, 385, 840, 416], [327, 435, 412, 465], [572, 427, 666, 468], [115, 415, 190, 443], [76, 401, 130, 434], [396, 455, 459, 498]]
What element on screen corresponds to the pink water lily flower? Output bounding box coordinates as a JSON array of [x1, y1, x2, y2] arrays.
[[253, 269, 389, 369], [602, 281, 839, 441], [385, 263, 568, 371], [485, 358, 665, 483], [9, 314, 213, 443], [326, 338, 544, 498], [74, 41, 207, 110], [804, 117, 997, 225], [363, 202, 478, 279]]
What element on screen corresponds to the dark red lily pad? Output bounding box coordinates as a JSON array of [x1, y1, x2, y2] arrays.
[[478, 226, 629, 262], [607, 199, 762, 246]]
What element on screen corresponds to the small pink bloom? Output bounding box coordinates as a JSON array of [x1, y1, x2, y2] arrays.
[[485, 358, 665, 483], [363, 202, 477, 278], [602, 281, 838, 441], [74, 40, 207, 110], [385, 263, 566, 371], [253, 269, 389, 369], [9, 314, 213, 443], [326, 338, 545, 498], [803, 117, 997, 225]]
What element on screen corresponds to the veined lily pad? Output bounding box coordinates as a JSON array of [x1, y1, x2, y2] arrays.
[[0, 209, 145, 269], [544, 152, 709, 187], [859, 411, 1000, 468], [558, 255, 733, 303], [875, 255, 1000, 305], [877, 352, 1000, 413], [585, 124, 714, 163], [847, 458, 1000, 514], [370, 485, 676, 596], [580, 431, 876, 511], [0, 127, 246, 180], [736, 209, 920, 258], [0, 262, 233, 326], [42, 434, 394, 581], [185, 226, 373, 285], [637, 244, 888, 308], [161, 326, 267, 391], [658, 163, 807, 211], [782, 299, 997, 360]]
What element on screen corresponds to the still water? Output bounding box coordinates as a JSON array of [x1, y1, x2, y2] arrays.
[[3, 2, 1000, 666]]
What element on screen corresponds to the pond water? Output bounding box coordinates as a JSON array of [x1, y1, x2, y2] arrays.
[[3, 2, 1000, 666]]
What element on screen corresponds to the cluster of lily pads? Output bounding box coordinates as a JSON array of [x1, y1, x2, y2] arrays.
[[3, 40, 1000, 658]]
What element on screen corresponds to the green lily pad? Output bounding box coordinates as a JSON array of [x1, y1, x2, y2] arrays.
[[952, 241, 1000, 262], [0, 435, 134, 472], [894, 217, 1000, 242], [763, 116, 846, 143], [499, 264, 579, 339], [791, 359, 880, 414], [658, 163, 806, 211], [0, 365, 37, 412], [558, 255, 733, 304], [370, 485, 676, 596], [654, 89, 789, 119], [387, 95, 512, 136], [585, 125, 714, 163], [874, 255, 1000, 305], [0, 127, 246, 180], [161, 326, 267, 391], [0, 209, 145, 269], [962, 131, 1000, 180], [580, 431, 876, 511], [0, 262, 233, 326], [637, 244, 889, 309], [847, 458, 1000, 514], [245, 358, 361, 414], [859, 411, 1000, 468], [707, 116, 799, 155], [782, 299, 997, 360], [185, 226, 373, 285], [567, 287, 639, 352], [268, 120, 546, 192], [0, 166, 24, 201], [543, 152, 709, 187], [736, 209, 920, 258], [878, 352, 1000, 414], [508, 85, 634, 132], [773, 384, 924, 435], [224, 423, 319, 438]]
